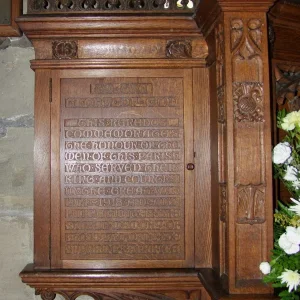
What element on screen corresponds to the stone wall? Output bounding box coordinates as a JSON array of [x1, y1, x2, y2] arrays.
[[0, 25, 99, 300], [0, 35, 36, 300]]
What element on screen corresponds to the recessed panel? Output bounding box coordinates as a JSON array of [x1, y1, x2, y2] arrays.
[[60, 77, 186, 261]]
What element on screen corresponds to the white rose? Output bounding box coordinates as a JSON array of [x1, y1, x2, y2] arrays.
[[279, 227, 300, 254], [284, 166, 298, 181], [259, 262, 271, 275], [273, 142, 292, 164], [286, 226, 300, 244]]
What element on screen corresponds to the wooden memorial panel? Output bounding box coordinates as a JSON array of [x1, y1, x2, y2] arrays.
[[51, 69, 194, 269]]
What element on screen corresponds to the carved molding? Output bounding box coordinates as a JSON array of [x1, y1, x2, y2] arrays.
[[166, 40, 192, 59], [231, 18, 263, 85], [275, 63, 300, 111], [236, 184, 265, 225], [35, 289, 56, 300], [216, 23, 226, 124], [52, 41, 78, 60], [231, 18, 262, 53], [233, 82, 264, 122], [34, 289, 204, 300], [28, 0, 197, 14], [219, 183, 227, 222]]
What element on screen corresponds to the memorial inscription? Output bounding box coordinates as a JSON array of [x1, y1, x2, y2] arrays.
[[60, 77, 186, 261]]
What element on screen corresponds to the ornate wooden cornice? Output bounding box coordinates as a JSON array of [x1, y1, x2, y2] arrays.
[[195, 0, 276, 37], [269, 0, 300, 28], [268, 0, 300, 60], [17, 16, 202, 38], [27, 0, 198, 14]]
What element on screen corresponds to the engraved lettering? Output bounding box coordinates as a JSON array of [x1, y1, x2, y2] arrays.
[[65, 129, 180, 139], [64, 163, 180, 173], [65, 97, 179, 108], [66, 209, 181, 219], [65, 197, 180, 207], [65, 232, 181, 242], [64, 186, 181, 196], [60, 77, 185, 260], [64, 151, 181, 162], [65, 174, 180, 184], [65, 141, 182, 150], [64, 118, 179, 127], [65, 244, 182, 255], [65, 220, 181, 230], [90, 83, 153, 95]]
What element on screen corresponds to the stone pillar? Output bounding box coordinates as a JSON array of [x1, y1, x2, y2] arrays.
[[196, 0, 275, 295]]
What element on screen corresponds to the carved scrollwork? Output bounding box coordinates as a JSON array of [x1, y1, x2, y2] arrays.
[[247, 19, 262, 51], [233, 82, 264, 122], [35, 289, 56, 300], [166, 40, 192, 59], [231, 18, 262, 55], [231, 19, 244, 52], [52, 41, 78, 60], [275, 64, 300, 112], [34, 290, 179, 300], [236, 184, 265, 225]]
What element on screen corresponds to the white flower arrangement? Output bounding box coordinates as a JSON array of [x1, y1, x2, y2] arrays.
[[260, 110, 300, 299]]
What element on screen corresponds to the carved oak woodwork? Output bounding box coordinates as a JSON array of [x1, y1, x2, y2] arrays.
[[27, 0, 197, 14], [269, 1, 300, 203], [18, 0, 276, 299]]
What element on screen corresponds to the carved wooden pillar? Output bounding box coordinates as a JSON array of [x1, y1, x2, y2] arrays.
[[269, 0, 300, 203], [196, 0, 275, 296]]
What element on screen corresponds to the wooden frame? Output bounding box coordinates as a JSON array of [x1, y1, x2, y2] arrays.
[[0, 0, 21, 37]]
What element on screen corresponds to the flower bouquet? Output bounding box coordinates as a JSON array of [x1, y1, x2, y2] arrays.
[[260, 110, 300, 299]]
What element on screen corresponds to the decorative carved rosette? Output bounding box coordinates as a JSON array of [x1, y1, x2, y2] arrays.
[[233, 82, 264, 122], [35, 289, 56, 300], [166, 40, 192, 59], [52, 41, 78, 60]]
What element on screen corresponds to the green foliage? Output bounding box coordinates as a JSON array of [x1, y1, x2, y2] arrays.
[[263, 109, 300, 299]]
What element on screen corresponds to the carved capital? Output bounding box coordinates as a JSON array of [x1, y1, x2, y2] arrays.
[[52, 40, 78, 60], [166, 40, 192, 59]]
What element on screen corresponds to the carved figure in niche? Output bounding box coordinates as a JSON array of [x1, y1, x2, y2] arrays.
[[275, 64, 300, 112], [237, 184, 265, 224], [233, 82, 264, 122]]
